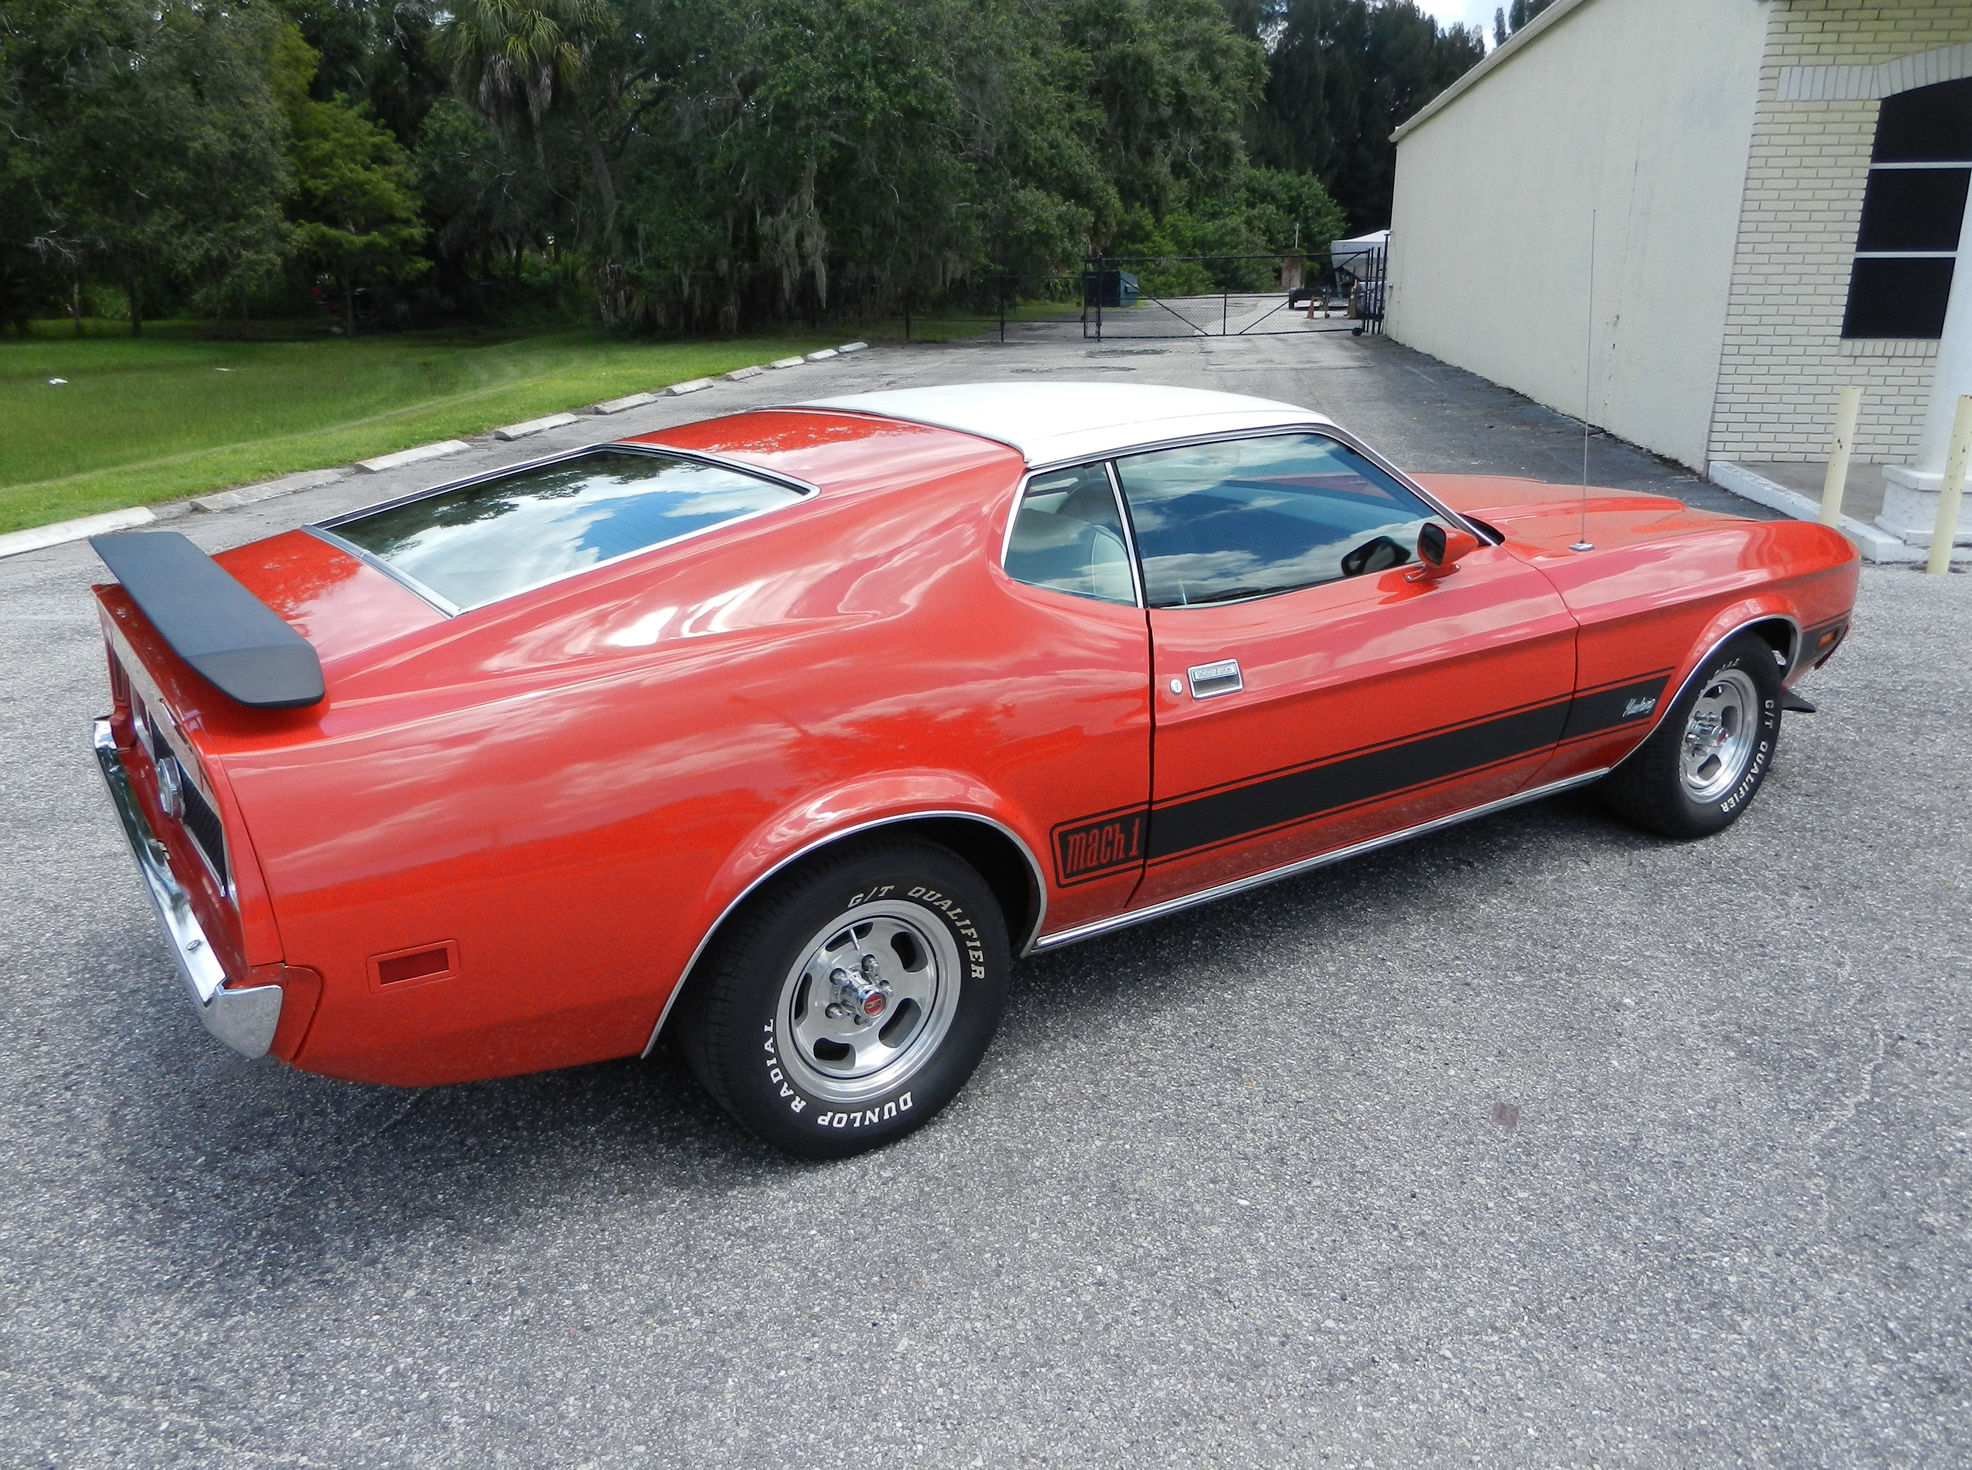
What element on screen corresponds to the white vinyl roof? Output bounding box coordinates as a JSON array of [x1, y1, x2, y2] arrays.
[[800, 382, 1330, 467]]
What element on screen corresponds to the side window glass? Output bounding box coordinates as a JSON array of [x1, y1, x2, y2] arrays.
[[1114, 433, 1435, 608], [1003, 465, 1136, 606]]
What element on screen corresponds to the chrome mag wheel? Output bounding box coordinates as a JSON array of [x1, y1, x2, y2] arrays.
[[774, 901, 962, 1106], [1680, 667, 1760, 803]]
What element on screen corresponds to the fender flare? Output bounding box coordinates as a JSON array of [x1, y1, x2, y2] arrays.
[[641, 776, 1048, 1055], [1611, 603, 1799, 772]]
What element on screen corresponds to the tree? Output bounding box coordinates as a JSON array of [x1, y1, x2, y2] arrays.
[[576, 0, 1266, 330], [1236, 167, 1347, 254], [276, 26, 427, 332], [1507, 0, 1554, 33], [0, 0, 292, 333], [414, 95, 554, 294], [1107, 166, 1344, 294], [272, 0, 447, 151], [1248, 0, 1484, 231], [1497, 0, 1554, 44], [0, 0, 73, 330], [433, 0, 617, 221], [1062, 0, 1266, 231]]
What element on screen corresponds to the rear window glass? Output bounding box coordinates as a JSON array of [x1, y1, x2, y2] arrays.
[[323, 449, 805, 610]]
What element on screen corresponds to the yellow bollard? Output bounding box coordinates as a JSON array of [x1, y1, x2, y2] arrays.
[[1926, 395, 1972, 576], [1820, 386, 1862, 528]]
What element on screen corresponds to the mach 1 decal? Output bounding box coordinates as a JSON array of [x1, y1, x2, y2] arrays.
[[1053, 809, 1148, 885]]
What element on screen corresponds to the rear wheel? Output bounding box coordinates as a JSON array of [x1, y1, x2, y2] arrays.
[[1599, 633, 1783, 838], [679, 838, 1010, 1158]]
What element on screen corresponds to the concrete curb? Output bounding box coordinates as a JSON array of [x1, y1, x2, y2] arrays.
[[805, 349, 839, 362], [665, 378, 714, 396], [767, 357, 806, 370], [724, 366, 764, 381], [1708, 461, 1928, 565], [494, 412, 580, 441], [357, 440, 472, 474], [0, 505, 155, 561], [191, 468, 344, 514], [588, 391, 657, 415]]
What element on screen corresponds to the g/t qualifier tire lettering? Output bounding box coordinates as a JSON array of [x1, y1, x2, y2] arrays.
[[678, 837, 1010, 1159]]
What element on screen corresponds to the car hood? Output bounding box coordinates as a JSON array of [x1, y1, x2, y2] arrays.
[[1414, 473, 1739, 556]]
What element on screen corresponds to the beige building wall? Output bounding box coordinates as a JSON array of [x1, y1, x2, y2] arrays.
[[1385, 0, 1768, 471], [1710, 2, 1972, 465]]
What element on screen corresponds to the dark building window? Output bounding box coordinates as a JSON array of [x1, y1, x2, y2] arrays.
[[1842, 77, 1972, 339]]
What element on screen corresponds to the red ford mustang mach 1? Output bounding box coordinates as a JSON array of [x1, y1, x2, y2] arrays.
[[90, 384, 1857, 1156]]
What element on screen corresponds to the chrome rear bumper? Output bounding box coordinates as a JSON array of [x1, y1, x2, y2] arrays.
[[92, 718, 280, 1058]]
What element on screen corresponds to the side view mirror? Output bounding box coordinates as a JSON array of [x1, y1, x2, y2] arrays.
[[1408, 522, 1480, 581]]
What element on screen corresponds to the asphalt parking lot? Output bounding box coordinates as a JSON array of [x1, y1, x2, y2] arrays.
[[2, 322, 1967, 1468]]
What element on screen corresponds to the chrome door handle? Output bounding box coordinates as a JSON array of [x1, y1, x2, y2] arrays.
[[1186, 658, 1243, 699]]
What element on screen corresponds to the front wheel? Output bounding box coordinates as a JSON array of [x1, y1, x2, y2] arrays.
[[1598, 633, 1783, 838], [678, 838, 1010, 1158]]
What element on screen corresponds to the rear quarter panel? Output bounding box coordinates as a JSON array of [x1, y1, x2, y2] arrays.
[[224, 435, 1151, 1086]]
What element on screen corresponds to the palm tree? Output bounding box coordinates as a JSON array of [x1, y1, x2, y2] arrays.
[[433, 0, 618, 221]]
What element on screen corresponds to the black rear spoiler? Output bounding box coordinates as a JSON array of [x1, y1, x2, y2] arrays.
[[91, 532, 325, 710]]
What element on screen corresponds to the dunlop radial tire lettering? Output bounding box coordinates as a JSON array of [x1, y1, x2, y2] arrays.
[[677, 837, 1010, 1159], [1597, 633, 1783, 840]]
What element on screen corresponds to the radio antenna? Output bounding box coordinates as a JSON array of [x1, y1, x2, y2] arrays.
[[1571, 209, 1596, 552]]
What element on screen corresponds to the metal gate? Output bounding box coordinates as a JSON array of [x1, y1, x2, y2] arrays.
[[896, 246, 1385, 344], [1081, 248, 1385, 341]]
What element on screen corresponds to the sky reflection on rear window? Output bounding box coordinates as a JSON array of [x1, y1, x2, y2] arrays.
[[328, 450, 805, 610]]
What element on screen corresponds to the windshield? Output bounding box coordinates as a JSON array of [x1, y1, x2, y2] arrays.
[[322, 449, 807, 611]]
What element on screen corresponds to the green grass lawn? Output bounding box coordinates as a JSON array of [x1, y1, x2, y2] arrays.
[[0, 323, 841, 533]]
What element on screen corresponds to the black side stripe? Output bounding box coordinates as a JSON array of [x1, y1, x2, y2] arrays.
[[1146, 672, 1671, 865], [1558, 675, 1676, 743]]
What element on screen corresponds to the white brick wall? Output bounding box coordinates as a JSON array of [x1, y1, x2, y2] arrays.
[[1709, 1, 1970, 464]]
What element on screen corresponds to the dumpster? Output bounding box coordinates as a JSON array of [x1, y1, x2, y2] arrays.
[[1081, 269, 1140, 308]]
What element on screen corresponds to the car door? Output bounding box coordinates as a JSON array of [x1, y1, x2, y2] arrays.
[[1115, 431, 1580, 907]]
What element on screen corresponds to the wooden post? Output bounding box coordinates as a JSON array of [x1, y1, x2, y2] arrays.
[[1819, 386, 1862, 528], [1925, 395, 1972, 575]]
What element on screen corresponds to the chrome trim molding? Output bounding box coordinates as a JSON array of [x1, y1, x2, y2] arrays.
[[996, 464, 1148, 610], [114, 640, 235, 901], [788, 386, 1335, 469], [303, 526, 462, 616], [316, 440, 820, 526], [1298, 423, 1493, 547], [1028, 768, 1611, 953], [1607, 614, 1801, 776], [1059, 423, 1490, 548], [92, 719, 281, 1058], [1027, 420, 1331, 476], [998, 426, 1480, 610], [641, 810, 1049, 1056], [1102, 460, 1149, 609]]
